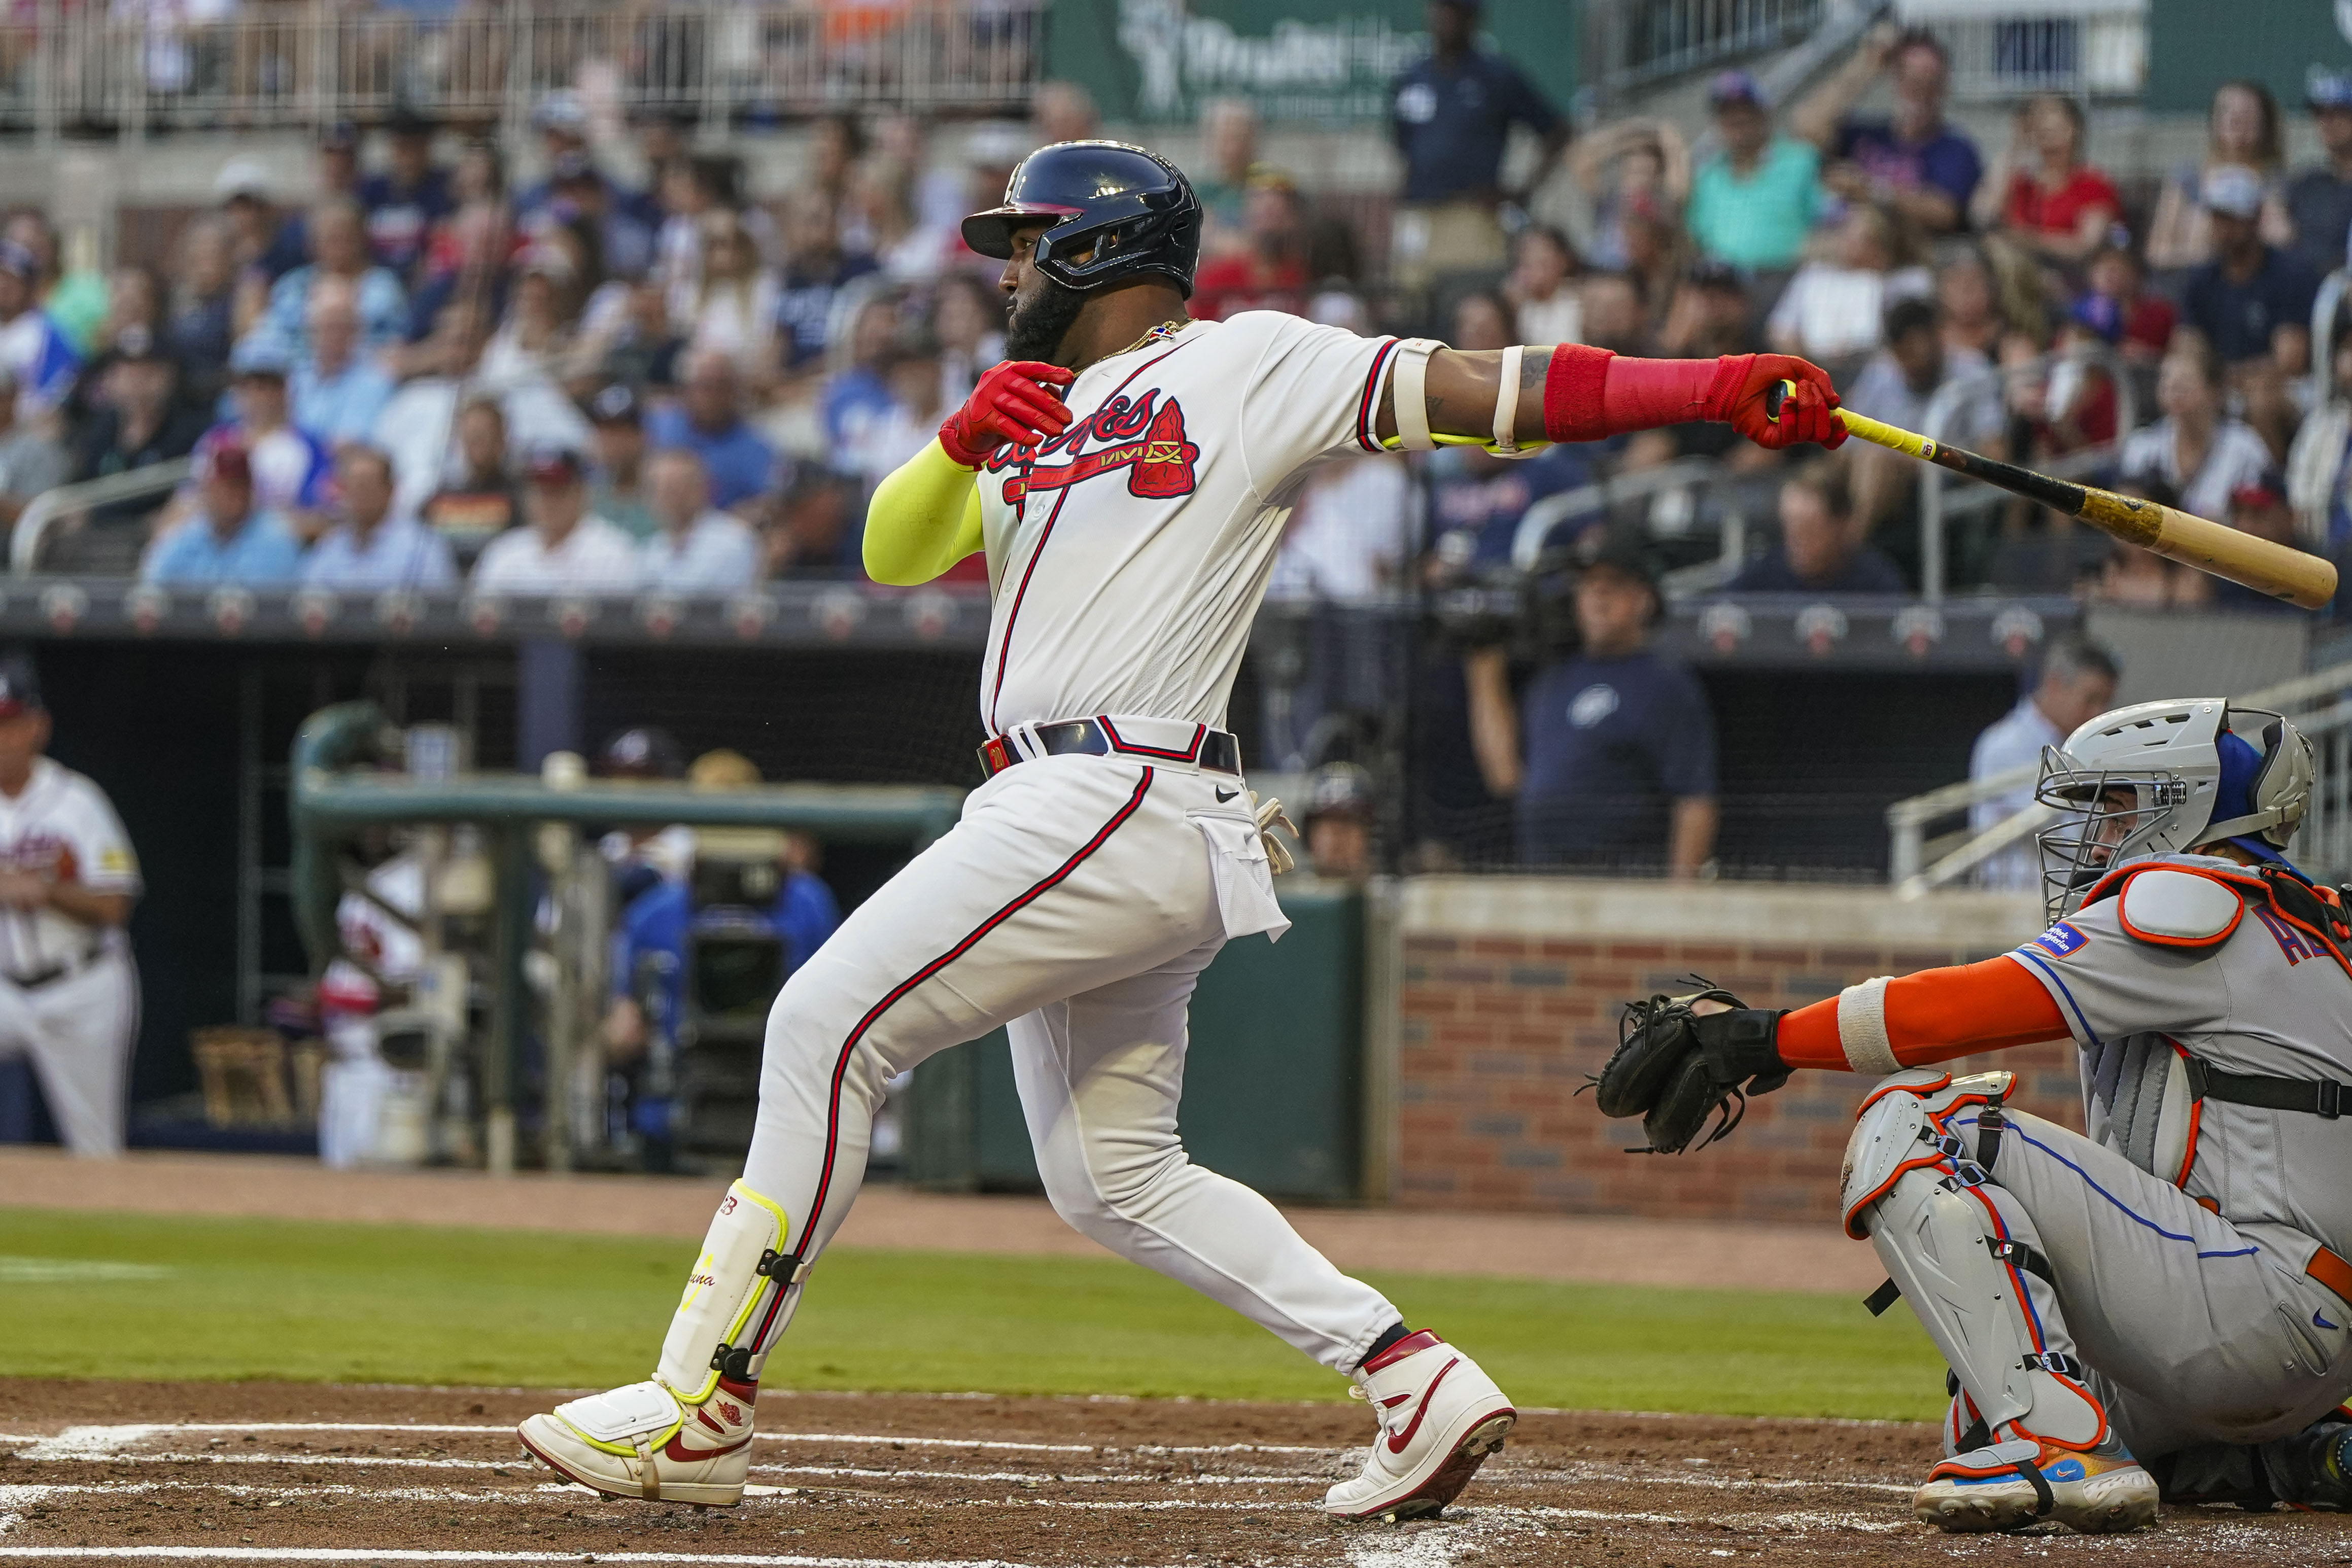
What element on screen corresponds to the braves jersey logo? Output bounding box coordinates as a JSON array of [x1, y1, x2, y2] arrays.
[[996, 392, 1200, 506]]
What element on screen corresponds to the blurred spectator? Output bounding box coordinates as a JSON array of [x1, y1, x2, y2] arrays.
[[1728, 460, 1906, 593], [855, 160, 953, 286], [2210, 474, 2304, 614], [1974, 95, 2120, 269], [420, 393, 525, 544], [586, 384, 659, 540], [1503, 226, 1580, 346], [0, 243, 79, 423], [821, 293, 900, 448], [597, 276, 686, 393], [215, 157, 305, 287], [2147, 81, 2293, 271], [217, 338, 331, 539], [2118, 339, 2274, 520], [2182, 164, 2316, 455], [0, 366, 66, 530], [1792, 25, 1981, 237], [260, 198, 409, 357], [301, 444, 456, 591], [90, 264, 164, 368], [358, 111, 453, 284], [69, 347, 202, 493], [1685, 69, 1819, 272], [7, 212, 105, 357], [2072, 243, 2174, 365], [1193, 98, 1262, 242], [1576, 272, 1650, 354], [774, 193, 879, 374], [2092, 476, 2210, 609], [1968, 632, 2119, 889], [289, 282, 394, 447], [537, 152, 658, 286], [164, 217, 237, 402], [142, 436, 302, 584], [1568, 116, 1690, 274], [516, 92, 594, 220], [478, 246, 578, 387], [681, 211, 780, 377], [471, 443, 641, 593], [1190, 170, 1310, 321], [1300, 763, 1375, 881], [1653, 257, 1757, 361], [805, 114, 867, 250], [876, 114, 967, 237], [1494, 534, 1717, 875], [646, 350, 781, 514], [932, 273, 1006, 403], [402, 195, 514, 362], [2288, 72, 2352, 278], [1033, 82, 1100, 146], [1935, 245, 2004, 359], [1844, 296, 1999, 539], [1267, 447, 1417, 602], [639, 448, 762, 592], [1388, 0, 1566, 316], [1764, 204, 1930, 365]]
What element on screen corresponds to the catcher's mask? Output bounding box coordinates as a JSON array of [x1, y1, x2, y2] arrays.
[[961, 140, 1203, 299], [2034, 698, 2312, 921]]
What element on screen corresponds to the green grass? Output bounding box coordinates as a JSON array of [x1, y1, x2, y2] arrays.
[[0, 1207, 1944, 1420]]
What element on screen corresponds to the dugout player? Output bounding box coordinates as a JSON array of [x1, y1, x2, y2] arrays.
[[0, 651, 141, 1157], [1595, 696, 2352, 1531], [516, 139, 1845, 1520]]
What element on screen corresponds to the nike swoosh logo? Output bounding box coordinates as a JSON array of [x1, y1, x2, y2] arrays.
[[1384, 1356, 1460, 1455], [1215, 786, 1239, 802], [2319, 1310, 2340, 1331]]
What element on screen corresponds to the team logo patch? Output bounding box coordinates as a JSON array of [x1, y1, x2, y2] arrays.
[[996, 391, 1200, 505], [2029, 922, 2088, 958]]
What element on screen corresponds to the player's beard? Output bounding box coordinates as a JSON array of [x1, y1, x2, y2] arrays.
[[1005, 276, 1089, 363]]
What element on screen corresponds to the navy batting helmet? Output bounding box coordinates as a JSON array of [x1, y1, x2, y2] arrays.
[[961, 141, 1202, 298]]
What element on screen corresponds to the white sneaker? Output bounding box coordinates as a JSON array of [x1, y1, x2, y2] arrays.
[[1322, 1331, 1516, 1521], [516, 1377, 756, 1506]]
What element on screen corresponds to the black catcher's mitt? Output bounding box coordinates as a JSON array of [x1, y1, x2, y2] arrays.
[[1592, 982, 1791, 1154]]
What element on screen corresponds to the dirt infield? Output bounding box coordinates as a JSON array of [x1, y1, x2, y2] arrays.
[[4, 1381, 2347, 1566]]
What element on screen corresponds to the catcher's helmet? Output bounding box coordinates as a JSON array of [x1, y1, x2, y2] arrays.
[[961, 140, 1202, 298]]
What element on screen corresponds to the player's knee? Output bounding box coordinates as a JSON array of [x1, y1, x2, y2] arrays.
[[1035, 1135, 1189, 1239], [1839, 1068, 2015, 1238]]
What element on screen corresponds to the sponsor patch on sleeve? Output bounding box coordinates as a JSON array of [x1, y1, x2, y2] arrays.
[[2027, 921, 2088, 958]]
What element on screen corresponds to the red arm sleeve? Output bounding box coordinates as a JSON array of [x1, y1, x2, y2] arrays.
[[1776, 954, 2069, 1072]]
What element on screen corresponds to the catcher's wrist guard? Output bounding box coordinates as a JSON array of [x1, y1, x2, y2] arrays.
[[1590, 984, 1790, 1154]]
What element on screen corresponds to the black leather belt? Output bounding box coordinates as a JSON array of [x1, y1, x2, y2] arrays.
[[979, 718, 1241, 779], [2185, 1055, 2349, 1120], [8, 949, 103, 990]]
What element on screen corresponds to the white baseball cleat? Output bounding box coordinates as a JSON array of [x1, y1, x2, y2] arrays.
[[1913, 1434, 2159, 1534], [1323, 1330, 1516, 1521], [516, 1378, 755, 1506]]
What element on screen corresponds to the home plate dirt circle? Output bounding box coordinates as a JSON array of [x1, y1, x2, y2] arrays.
[[3, 1383, 2347, 1566]]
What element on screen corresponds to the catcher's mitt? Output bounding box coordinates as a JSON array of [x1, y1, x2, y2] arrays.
[[1590, 982, 1790, 1154]]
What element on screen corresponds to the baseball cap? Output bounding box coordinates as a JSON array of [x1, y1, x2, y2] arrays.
[[2231, 473, 2289, 511], [1706, 69, 1768, 110], [214, 156, 272, 201], [195, 428, 254, 486], [524, 441, 586, 485], [586, 383, 641, 426], [0, 650, 45, 720], [2200, 163, 2265, 220], [2310, 69, 2352, 112], [597, 726, 685, 780], [228, 334, 294, 379]]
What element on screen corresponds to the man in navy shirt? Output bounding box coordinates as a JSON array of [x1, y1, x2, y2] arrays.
[[357, 111, 453, 285], [1489, 534, 1719, 875], [1792, 25, 1980, 236], [1726, 460, 1909, 594], [2183, 165, 2318, 372]]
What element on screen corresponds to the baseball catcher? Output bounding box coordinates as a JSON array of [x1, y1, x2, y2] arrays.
[[1599, 698, 2352, 1532]]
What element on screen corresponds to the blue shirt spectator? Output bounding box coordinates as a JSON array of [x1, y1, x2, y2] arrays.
[[0, 242, 79, 422], [1726, 464, 1908, 594], [291, 355, 395, 448], [1792, 27, 1981, 235], [645, 351, 782, 512], [1389, 2, 1564, 205], [144, 437, 304, 584], [773, 192, 880, 369], [301, 445, 456, 590], [1685, 72, 1821, 270], [2182, 165, 2319, 369], [357, 116, 454, 281], [1427, 443, 1595, 572]]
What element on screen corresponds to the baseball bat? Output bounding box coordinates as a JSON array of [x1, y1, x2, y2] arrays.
[[1766, 382, 2339, 611]]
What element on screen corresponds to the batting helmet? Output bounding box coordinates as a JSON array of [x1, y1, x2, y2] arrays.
[[961, 140, 1203, 298]]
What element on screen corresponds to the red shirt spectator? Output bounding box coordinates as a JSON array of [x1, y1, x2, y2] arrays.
[[1975, 94, 2121, 267], [1187, 171, 1310, 322], [2003, 164, 2122, 240]]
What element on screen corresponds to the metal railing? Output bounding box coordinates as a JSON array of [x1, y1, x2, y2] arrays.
[[1897, 0, 2147, 102], [0, 0, 1044, 142], [11, 458, 190, 578], [1886, 661, 2352, 896], [1916, 340, 2136, 604], [1580, 0, 1832, 104]]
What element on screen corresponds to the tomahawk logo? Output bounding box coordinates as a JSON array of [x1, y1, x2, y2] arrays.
[[999, 392, 1200, 506]]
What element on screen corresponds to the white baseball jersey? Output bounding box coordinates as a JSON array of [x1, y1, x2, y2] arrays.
[[973, 311, 1399, 733], [0, 756, 141, 979]]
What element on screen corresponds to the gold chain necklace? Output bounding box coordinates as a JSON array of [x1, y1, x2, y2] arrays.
[[1113, 318, 1192, 357]]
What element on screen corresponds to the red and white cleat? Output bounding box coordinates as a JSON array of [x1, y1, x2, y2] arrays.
[[1323, 1331, 1516, 1521], [516, 1378, 755, 1507]]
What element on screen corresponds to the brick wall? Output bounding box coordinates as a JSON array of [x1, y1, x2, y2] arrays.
[[1389, 880, 2082, 1225]]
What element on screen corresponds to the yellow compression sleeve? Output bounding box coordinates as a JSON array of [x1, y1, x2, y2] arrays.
[[863, 438, 986, 586]]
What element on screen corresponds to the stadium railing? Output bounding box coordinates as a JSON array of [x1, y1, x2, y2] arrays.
[[0, 0, 1043, 141], [1578, 0, 1837, 107], [1899, 0, 2148, 102], [11, 458, 192, 577], [1884, 660, 2352, 895]]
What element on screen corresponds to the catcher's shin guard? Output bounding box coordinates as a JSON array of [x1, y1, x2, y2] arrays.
[[1841, 1072, 2146, 1531], [517, 1180, 809, 1505]]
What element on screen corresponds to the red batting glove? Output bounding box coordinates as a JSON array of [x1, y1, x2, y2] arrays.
[[1702, 353, 1847, 451], [937, 360, 1077, 468]]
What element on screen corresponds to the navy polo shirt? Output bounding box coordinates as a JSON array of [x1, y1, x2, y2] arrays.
[[1517, 649, 1716, 867], [2183, 248, 2320, 366], [1391, 51, 1561, 203]]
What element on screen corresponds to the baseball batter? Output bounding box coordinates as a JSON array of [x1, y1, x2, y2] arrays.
[[0, 651, 142, 1157], [1596, 696, 2352, 1530], [518, 140, 1844, 1519]]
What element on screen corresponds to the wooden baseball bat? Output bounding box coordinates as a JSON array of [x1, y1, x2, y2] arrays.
[[1767, 383, 2338, 611]]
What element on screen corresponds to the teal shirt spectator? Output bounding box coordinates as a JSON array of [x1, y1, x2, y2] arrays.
[[142, 507, 305, 584], [1687, 137, 1821, 270]]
